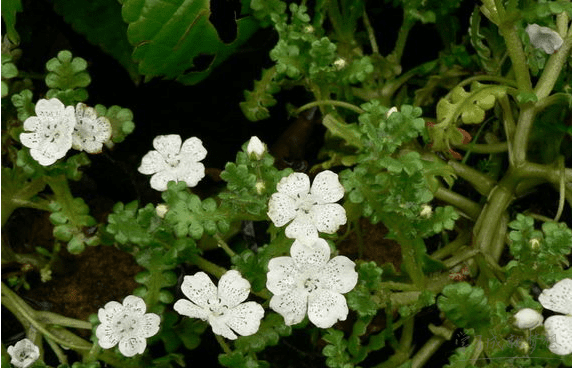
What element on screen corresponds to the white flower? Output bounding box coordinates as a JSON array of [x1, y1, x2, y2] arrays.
[[266, 238, 358, 328], [525, 24, 563, 54], [96, 295, 160, 357], [7, 338, 40, 368], [72, 103, 112, 153], [539, 278, 572, 355], [246, 136, 266, 159], [19, 98, 75, 166], [514, 308, 543, 329], [267, 170, 347, 246], [174, 270, 264, 340], [138, 134, 207, 191]]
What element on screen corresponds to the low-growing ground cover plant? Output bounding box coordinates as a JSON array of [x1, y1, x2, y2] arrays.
[[1, 0, 572, 367]]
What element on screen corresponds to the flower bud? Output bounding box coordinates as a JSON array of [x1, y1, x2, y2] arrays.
[[513, 308, 543, 329], [529, 238, 540, 250], [247, 136, 266, 160], [420, 204, 433, 218], [386, 106, 398, 118], [156, 204, 169, 218], [255, 181, 265, 194], [334, 58, 346, 70]]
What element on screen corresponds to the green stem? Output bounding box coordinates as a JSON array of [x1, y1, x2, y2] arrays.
[[499, 22, 532, 92], [2, 177, 48, 227], [453, 142, 508, 154], [295, 100, 364, 115], [431, 229, 471, 260], [391, 16, 414, 66], [362, 8, 379, 54], [215, 334, 232, 354], [191, 255, 227, 279], [410, 334, 447, 368], [434, 186, 482, 220], [447, 161, 496, 196], [214, 233, 236, 258]]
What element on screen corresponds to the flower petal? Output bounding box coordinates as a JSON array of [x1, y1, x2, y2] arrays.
[[123, 295, 146, 316], [149, 171, 177, 191], [539, 278, 572, 315], [153, 134, 182, 156], [180, 136, 207, 162], [266, 256, 299, 295], [310, 170, 344, 203], [140, 313, 161, 338], [20, 132, 41, 149], [277, 172, 310, 198], [138, 150, 167, 175], [290, 238, 330, 271], [98, 301, 124, 325], [177, 161, 205, 188], [268, 193, 297, 227], [96, 322, 121, 349], [310, 203, 347, 234], [526, 24, 563, 54], [269, 288, 308, 326], [118, 336, 146, 357], [22, 116, 41, 133], [317, 256, 358, 294], [217, 270, 251, 308], [285, 214, 319, 245], [180, 272, 218, 309], [173, 299, 210, 320], [307, 289, 349, 328], [209, 315, 238, 340], [544, 315, 572, 356], [225, 302, 265, 338]]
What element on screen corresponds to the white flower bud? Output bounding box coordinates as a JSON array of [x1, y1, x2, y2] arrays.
[[525, 24, 563, 54], [514, 308, 543, 329], [420, 204, 433, 218], [529, 238, 540, 250], [304, 25, 314, 33], [334, 58, 346, 70], [156, 204, 168, 218], [246, 136, 266, 160], [255, 181, 265, 194]]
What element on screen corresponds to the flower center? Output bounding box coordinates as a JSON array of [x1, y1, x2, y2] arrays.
[[115, 313, 139, 336], [206, 297, 229, 317], [303, 277, 319, 293], [295, 193, 317, 215], [164, 153, 181, 168]]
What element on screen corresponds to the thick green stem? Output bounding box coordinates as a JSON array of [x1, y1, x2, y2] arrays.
[[448, 161, 496, 196], [191, 255, 227, 279], [295, 100, 364, 115], [434, 186, 482, 220], [498, 22, 532, 92], [534, 26, 572, 100]]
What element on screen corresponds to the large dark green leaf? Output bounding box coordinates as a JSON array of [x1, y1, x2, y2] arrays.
[[122, 0, 259, 84]]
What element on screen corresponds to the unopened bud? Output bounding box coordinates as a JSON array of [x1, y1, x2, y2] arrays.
[[247, 136, 266, 160], [514, 308, 543, 329], [420, 204, 433, 218], [156, 204, 169, 218], [529, 238, 540, 250], [386, 106, 398, 118], [255, 181, 265, 194], [334, 58, 346, 70]]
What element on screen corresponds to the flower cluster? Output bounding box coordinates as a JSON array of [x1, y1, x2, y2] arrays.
[[20, 98, 111, 165], [7, 338, 40, 368], [96, 295, 161, 357], [513, 278, 572, 355]]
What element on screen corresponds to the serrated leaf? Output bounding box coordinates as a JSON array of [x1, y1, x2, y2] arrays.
[[122, 0, 259, 84], [94, 104, 135, 145], [437, 283, 491, 330], [52, 0, 139, 82]]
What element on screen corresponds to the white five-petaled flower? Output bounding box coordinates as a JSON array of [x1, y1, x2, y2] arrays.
[[138, 134, 207, 191], [266, 238, 358, 328], [7, 338, 40, 368], [246, 136, 266, 159], [267, 170, 347, 246], [20, 98, 75, 166], [72, 103, 112, 153], [174, 270, 264, 340], [514, 308, 543, 329], [525, 24, 563, 54], [538, 278, 572, 355], [96, 295, 161, 357]]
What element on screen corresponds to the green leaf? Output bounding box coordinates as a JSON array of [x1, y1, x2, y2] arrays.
[[218, 351, 269, 368], [437, 282, 491, 330], [106, 201, 156, 246], [11, 89, 34, 121], [240, 67, 280, 122], [347, 261, 383, 317], [51, 0, 139, 82], [322, 329, 352, 368], [45, 50, 91, 105], [122, 0, 259, 85], [1, 0, 23, 43], [48, 196, 97, 254]]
